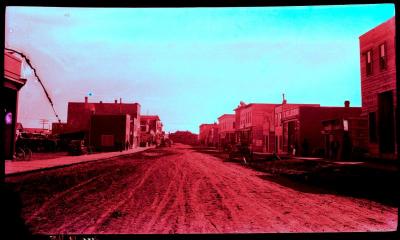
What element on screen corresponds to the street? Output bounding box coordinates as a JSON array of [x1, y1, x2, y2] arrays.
[[6, 144, 397, 234]]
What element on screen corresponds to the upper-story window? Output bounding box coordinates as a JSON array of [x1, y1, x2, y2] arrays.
[[379, 43, 387, 70], [365, 50, 373, 76]]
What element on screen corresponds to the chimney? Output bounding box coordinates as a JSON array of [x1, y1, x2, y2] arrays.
[[100, 101, 103, 104], [84, 96, 88, 103], [114, 99, 118, 104], [120, 98, 122, 104], [344, 100, 350, 108]]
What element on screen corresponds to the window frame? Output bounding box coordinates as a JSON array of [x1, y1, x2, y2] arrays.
[[365, 49, 373, 76], [378, 42, 387, 71]]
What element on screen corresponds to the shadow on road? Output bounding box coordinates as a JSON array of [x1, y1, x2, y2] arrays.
[[257, 174, 332, 195], [257, 169, 398, 207], [194, 146, 398, 207]]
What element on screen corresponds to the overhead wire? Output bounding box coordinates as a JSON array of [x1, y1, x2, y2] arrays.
[[5, 47, 62, 123]]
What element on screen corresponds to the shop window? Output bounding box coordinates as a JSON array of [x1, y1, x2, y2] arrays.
[[379, 43, 387, 70], [366, 50, 373, 76]]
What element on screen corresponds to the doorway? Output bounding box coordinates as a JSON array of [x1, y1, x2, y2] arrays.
[[287, 121, 296, 152], [378, 91, 395, 153]]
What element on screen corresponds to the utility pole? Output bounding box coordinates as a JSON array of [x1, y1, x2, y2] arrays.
[[39, 119, 49, 129]]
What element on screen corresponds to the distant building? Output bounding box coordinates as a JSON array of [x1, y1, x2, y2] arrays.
[[359, 16, 397, 159], [3, 50, 27, 159], [217, 114, 235, 150], [140, 115, 163, 146], [279, 102, 363, 157], [234, 102, 279, 153], [63, 97, 141, 148], [199, 123, 218, 147], [23, 128, 51, 135], [199, 124, 213, 146], [169, 131, 198, 145]]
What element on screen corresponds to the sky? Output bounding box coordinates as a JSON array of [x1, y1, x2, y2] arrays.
[[5, 4, 395, 133]]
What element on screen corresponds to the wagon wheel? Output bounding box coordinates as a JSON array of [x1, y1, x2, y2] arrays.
[[15, 147, 26, 161]]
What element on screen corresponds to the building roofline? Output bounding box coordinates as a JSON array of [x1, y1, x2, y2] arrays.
[[217, 114, 235, 120], [141, 115, 160, 120], [299, 105, 362, 109], [68, 101, 140, 105], [199, 123, 216, 127], [359, 16, 395, 39], [233, 103, 279, 111], [277, 103, 320, 107]]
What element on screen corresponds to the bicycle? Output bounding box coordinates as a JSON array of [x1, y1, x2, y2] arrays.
[[14, 146, 32, 161]]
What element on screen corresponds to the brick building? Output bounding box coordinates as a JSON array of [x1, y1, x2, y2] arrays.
[[90, 114, 131, 151], [359, 16, 397, 159], [217, 114, 235, 150], [321, 116, 368, 160], [274, 100, 320, 154], [3, 50, 27, 159], [279, 102, 362, 157], [234, 102, 279, 153], [63, 97, 141, 148], [51, 122, 68, 135]]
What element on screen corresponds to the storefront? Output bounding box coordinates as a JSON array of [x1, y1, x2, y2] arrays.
[[321, 117, 368, 160], [3, 50, 27, 159]]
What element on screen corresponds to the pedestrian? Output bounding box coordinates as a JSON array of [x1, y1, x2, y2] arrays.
[[292, 146, 296, 156], [290, 144, 296, 156]]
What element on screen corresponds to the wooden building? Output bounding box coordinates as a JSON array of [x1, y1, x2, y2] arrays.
[[234, 102, 279, 153], [199, 123, 218, 147], [217, 114, 235, 151], [359, 16, 397, 159], [140, 115, 163, 146], [3, 50, 27, 159]]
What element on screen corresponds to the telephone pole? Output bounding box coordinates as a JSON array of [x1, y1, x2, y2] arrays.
[[40, 119, 49, 130]]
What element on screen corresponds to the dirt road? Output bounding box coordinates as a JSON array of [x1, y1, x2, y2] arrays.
[[6, 144, 397, 234]]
